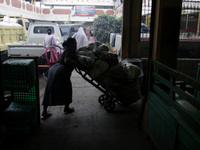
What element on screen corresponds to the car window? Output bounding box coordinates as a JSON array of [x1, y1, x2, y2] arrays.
[[17, 20, 22, 26], [70, 28, 74, 32], [60, 26, 70, 36], [33, 26, 54, 34], [74, 26, 80, 32], [59, 25, 83, 37], [25, 22, 30, 30]]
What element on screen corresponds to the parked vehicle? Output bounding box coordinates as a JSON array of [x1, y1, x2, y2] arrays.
[[7, 22, 63, 65], [59, 24, 83, 41], [0, 16, 29, 40], [0, 16, 30, 61], [141, 23, 150, 33]]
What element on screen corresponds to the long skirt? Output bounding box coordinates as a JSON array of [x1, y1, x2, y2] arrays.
[[45, 47, 58, 65], [42, 63, 74, 106]]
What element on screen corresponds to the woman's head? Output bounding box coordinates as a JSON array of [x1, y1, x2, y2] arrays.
[[58, 38, 77, 65], [47, 28, 52, 35], [77, 27, 85, 34], [62, 38, 77, 50]]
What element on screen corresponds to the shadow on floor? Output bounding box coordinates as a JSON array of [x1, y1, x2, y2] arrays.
[[1, 71, 156, 150]]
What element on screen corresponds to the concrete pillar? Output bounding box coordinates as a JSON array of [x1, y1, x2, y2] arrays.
[[151, 0, 182, 69], [197, 12, 200, 36], [0, 53, 5, 113], [121, 0, 142, 59]]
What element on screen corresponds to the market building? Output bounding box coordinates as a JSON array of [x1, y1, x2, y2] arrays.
[[0, 0, 200, 150]]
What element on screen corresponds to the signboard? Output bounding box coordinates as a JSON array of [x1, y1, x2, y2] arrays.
[[73, 6, 95, 16]]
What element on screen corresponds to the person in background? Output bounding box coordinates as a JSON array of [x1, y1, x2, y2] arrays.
[[41, 38, 77, 120], [43, 28, 62, 79], [56, 37, 64, 58], [72, 27, 88, 50], [90, 29, 96, 43]]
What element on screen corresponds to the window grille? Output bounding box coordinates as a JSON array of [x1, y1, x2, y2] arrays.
[[141, 0, 152, 41], [180, 0, 200, 41]]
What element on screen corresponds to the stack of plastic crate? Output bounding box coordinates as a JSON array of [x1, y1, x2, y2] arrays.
[[1, 58, 39, 135], [1, 58, 36, 90]]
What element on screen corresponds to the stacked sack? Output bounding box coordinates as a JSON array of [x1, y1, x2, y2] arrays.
[[76, 42, 143, 91]]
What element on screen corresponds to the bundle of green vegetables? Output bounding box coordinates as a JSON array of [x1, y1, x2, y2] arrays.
[[76, 42, 143, 89]]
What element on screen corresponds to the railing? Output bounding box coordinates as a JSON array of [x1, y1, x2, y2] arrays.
[[149, 60, 200, 133]]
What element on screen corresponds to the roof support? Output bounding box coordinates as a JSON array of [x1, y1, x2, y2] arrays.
[[121, 0, 142, 59]]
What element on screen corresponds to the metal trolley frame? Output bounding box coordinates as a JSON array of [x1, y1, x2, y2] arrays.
[[75, 67, 141, 112]]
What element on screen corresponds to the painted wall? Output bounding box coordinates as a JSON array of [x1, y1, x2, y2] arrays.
[[42, 0, 114, 6], [0, 0, 117, 22]]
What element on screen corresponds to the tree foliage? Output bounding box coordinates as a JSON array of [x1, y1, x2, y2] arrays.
[[93, 14, 122, 44]]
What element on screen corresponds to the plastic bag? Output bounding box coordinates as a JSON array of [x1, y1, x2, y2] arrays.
[[107, 60, 143, 80], [76, 48, 96, 68], [87, 42, 97, 51], [126, 62, 143, 79], [107, 63, 128, 79], [94, 44, 109, 55], [87, 60, 108, 79], [77, 50, 95, 59], [77, 46, 89, 52], [76, 55, 95, 68]]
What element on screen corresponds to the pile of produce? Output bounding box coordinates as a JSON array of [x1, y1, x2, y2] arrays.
[[76, 42, 143, 90]]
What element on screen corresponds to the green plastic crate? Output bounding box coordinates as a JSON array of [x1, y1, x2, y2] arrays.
[[3, 102, 38, 135], [13, 85, 37, 102], [1, 58, 36, 90]]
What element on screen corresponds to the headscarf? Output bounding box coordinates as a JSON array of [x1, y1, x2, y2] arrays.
[[57, 38, 77, 65], [72, 27, 88, 50]]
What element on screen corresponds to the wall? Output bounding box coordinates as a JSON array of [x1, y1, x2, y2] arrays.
[[0, 0, 115, 21], [42, 0, 114, 6], [110, 35, 200, 59]]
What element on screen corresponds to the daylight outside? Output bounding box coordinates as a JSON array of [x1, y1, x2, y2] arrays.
[[0, 1, 200, 150], [1, 0, 200, 59]]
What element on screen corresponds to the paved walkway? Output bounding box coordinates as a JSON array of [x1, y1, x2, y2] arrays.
[[3, 70, 156, 150]]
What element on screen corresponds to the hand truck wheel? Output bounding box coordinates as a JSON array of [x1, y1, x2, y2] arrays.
[[104, 100, 115, 112], [98, 94, 106, 105]]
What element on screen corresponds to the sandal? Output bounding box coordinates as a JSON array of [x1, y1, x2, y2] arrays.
[[41, 112, 52, 120], [64, 107, 75, 114]]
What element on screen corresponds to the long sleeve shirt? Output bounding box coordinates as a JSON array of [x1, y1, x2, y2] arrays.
[[44, 34, 57, 48]]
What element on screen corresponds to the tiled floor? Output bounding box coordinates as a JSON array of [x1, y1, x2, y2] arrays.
[[2, 71, 156, 150]]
